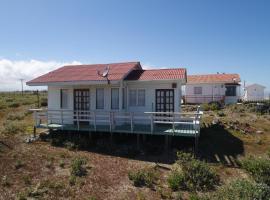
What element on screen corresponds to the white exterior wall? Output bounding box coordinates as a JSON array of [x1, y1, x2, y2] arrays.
[[185, 83, 240, 104], [185, 83, 226, 104], [126, 80, 182, 113], [244, 85, 265, 101]]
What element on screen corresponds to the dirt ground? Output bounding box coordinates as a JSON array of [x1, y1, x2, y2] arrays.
[[1, 103, 270, 200]]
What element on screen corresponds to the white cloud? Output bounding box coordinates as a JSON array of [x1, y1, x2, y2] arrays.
[[0, 59, 81, 91]]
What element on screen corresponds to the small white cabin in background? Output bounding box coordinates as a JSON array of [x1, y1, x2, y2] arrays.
[[27, 62, 186, 116], [243, 84, 266, 101], [184, 73, 241, 104]]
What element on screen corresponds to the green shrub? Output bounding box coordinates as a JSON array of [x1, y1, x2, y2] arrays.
[[128, 167, 158, 187], [167, 170, 184, 191], [168, 151, 219, 192], [0, 101, 7, 110], [202, 102, 221, 111], [59, 160, 65, 168], [22, 175, 31, 185], [217, 111, 225, 117], [3, 120, 27, 135], [9, 102, 21, 108], [70, 157, 87, 177], [241, 156, 270, 185], [180, 159, 219, 191], [206, 179, 270, 200], [69, 175, 76, 186], [176, 151, 194, 165], [15, 160, 24, 169]]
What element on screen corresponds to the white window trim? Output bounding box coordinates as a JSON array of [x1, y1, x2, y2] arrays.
[[129, 88, 146, 107]]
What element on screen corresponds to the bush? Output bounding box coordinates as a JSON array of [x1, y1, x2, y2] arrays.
[[202, 102, 221, 111], [40, 98, 48, 107], [128, 167, 158, 187], [241, 156, 270, 185], [69, 175, 76, 186], [168, 152, 219, 191], [9, 102, 21, 108], [181, 159, 219, 191], [206, 179, 270, 200], [3, 120, 27, 135], [167, 170, 184, 191], [70, 157, 87, 177], [15, 160, 24, 169], [0, 101, 7, 110]]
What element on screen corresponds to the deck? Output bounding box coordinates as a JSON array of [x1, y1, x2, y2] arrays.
[[31, 109, 203, 138]]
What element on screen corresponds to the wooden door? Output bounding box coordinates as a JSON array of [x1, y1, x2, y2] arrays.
[[74, 89, 90, 124], [155, 89, 174, 112]]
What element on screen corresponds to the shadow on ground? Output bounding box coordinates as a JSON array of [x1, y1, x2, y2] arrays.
[[39, 123, 244, 166], [199, 123, 244, 166]]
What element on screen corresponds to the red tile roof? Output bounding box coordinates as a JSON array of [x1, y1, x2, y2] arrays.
[[27, 62, 141, 85], [187, 74, 240, 84], [125, 68, 187, 81]]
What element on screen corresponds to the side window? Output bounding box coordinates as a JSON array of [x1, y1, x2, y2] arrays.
[[111, 88, 119, 109], [129, 89, 137, 106], [60, 89, 69, 109], [225, 86, 236, 96], [137, 89, 145, 106], [96, 88, 104, 109], [194, 87, 202, 95]]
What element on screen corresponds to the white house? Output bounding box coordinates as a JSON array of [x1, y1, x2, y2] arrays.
[[26, 61, 203, 149], [184, 73, 241, 104], [243, 83, 266, 101], [27, 62, 186, 114]]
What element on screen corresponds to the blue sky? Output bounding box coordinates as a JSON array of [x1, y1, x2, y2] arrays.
[[0, 0, 269, 92]]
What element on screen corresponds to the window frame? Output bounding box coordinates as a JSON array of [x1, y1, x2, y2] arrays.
[[96, 88, 105, 109], [194, 87, 202, 95], [60, 89, 69, 109], [111, 88, 119, 110], [129, 88, 146, 107]]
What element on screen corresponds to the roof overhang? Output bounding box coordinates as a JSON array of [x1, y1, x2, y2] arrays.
[[26, 80, 120, 86]]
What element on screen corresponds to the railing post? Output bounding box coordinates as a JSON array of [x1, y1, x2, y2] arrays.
[[109, 112, 112, 133], [61, 110, 63, 130], [172, 114, 175, 136], [130, 112, 134, 133], [76, 111, 80, 131], [94, 111, 97, 132], [150, 113, 154, 134]]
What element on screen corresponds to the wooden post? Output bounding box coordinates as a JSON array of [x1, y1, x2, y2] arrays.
[[142, 134, 146, 143], [137, 134, 140, 150], [94, 111, 97, 132], [195, 136, 199, 157], [61, 110, 63, 130], [110, 112, 113, 133], [76, 111, 80, 131], [165, 135, 169, 152], [150, 113, 154, 134], [130, 112, 134, 133]]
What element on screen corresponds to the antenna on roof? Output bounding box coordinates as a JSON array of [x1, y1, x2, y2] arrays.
[[97, 65, 110, 84]]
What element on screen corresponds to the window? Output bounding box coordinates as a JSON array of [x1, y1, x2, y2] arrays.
[[225, 86, 236, 96], [194, 87, 202, 95], [111, 88, 119, 109], [129, 89, 145, 106], [60, 89, 69, 109], [138, 89, 145, 106], [96, 88, 104, 109], [129, 89, 137, 106]]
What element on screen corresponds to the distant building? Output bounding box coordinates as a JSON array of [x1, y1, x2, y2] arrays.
[[184, 73, 241, 104], [243, 83, 266, 101]]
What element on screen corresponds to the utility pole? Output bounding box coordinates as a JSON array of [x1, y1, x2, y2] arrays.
[[19, 79, 24, 95]]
